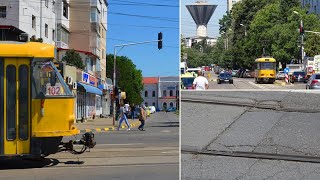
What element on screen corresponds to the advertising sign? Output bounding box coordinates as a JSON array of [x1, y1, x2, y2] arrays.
[[82, 72, 97, 86]]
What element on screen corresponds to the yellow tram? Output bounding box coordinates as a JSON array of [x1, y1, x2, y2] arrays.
[[0, 40, 95, 158], [254, 57, 277, 84]]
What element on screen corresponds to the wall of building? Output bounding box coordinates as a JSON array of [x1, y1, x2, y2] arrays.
[[302, 0, 320, 14], [69, 0, 90, 52], [142, 84, 158, 108], [227, 0, 242, 12]]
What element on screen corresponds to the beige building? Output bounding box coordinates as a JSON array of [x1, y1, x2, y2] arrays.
[[69, 0, 108, 83], [227, 0, 242, 12]]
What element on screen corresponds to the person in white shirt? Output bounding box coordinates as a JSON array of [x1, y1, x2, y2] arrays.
[[192, 70, 209, 90]]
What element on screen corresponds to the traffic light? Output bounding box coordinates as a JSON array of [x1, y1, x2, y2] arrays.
[[300, 20, 304, 35], [158, 32, 162, 50]]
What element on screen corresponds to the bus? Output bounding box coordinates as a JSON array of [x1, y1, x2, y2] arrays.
[[254, 57, 277, 84]]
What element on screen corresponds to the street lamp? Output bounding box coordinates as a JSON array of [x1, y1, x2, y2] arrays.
[[293, 11, 304, 64], [221, 31, 228, 50], [239, 24, 247, 36]]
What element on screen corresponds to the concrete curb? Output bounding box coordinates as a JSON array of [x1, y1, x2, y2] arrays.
[[79, 121, 141, 133], [274, 81, 293, 86]]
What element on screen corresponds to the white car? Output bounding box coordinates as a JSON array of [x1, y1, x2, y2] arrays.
[[148, 106, 156, 114]]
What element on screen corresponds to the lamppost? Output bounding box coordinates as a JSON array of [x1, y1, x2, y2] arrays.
[[239, 24, 247, 36], [293, 11, 304, 64], [221, 31, 228, 50], [112, 33, 163, 126]]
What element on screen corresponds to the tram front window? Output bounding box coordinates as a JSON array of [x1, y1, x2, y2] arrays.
[[32, 60, 73, 98], [258, 62, 275, 70]]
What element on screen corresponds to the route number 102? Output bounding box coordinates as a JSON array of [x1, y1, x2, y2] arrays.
[[46, 86, 61, 95]]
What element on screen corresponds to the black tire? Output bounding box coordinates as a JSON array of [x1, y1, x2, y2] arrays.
[[230, 81, 233, 84]]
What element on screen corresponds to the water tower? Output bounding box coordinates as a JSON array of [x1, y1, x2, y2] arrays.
[[186, 1, 217, 37]]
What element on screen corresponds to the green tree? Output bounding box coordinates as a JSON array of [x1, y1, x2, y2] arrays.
[[106, 54, 143, 105], [62, 49, 85, 69]]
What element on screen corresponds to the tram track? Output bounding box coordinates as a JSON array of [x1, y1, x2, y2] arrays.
[[181, 97, 320, 113], [182, 148, 320, 164]]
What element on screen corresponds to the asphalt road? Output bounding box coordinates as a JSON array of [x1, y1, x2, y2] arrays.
[[0, 112, 179, 180], [181, 91, 320, 179], [206, 71, 307, 89]]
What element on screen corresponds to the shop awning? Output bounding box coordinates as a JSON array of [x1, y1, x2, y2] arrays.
[[77, 82, 102, 95]]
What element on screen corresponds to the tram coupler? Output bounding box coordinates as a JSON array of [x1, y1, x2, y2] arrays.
[[59, 132, 96, 154]]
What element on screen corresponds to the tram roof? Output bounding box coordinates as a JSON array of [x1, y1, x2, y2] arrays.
[[255, 57, 276, 63], [0, 41, 55, 58]]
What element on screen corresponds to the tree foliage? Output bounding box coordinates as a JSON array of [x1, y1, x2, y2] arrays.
[[62, 49, 85, 69], [106, 54, 144, 105]]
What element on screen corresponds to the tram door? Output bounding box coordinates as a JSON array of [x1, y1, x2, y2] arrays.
[[0, 58, 30, 155]]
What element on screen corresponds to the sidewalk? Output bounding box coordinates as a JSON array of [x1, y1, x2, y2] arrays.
[[74, 117, 141, 133]]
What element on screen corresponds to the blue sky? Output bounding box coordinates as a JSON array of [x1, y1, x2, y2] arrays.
[[181, 0, 227, 38], [107, 0, 179, 77]]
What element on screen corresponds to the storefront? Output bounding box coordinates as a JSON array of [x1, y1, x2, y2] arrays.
[[76, 71, 102, 120]]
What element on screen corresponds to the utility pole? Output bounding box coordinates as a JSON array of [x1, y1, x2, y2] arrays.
[[112, 33, 163, 126], [40, 0, 42, 39]]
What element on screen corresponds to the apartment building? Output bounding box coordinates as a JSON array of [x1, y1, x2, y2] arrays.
[[227, 0, 242, 12], [69, 0, 107, 83], [301, 0, 320, 14], [0, 0, 56, 44]]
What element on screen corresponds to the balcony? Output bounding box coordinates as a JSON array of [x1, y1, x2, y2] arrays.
[[56, 41, 69, 49], [90, 47, 100, 57]]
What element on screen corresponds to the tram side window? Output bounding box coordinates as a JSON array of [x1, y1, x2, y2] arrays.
[[32, 61, 72, 98]]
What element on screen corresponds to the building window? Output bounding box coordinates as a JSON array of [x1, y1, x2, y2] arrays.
[[163, 102, 167, 109], [45, 24, 48, 38], [52, 29, 55, 41], [170, 90, 173, 96], [170, 102, 174, 108], [32, 15, 36, 29], [0, 6, 6, 18], [45, 0, 49, 8], [57, 26, 69, 44], [145, 91, 148, 97], [152, 91, 155, 97], [63, 0, 68, 19], [145, 102, 148, 107], [163, 90, 166, 97], [152, 102, 155, 106]]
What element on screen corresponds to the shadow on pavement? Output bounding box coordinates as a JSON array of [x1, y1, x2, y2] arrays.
[[150, 121, 180, 128], [0, 158, 85, 170]]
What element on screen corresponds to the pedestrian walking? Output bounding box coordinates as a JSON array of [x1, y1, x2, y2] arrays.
[[131, 103, 136, 120], [192, 70, 209, 90], [117, 103, 131, 131], [138, 105, 146, 131], [124, 102, 130, 117]]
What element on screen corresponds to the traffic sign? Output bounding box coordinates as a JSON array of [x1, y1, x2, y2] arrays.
[[284, 67, 290, 74]]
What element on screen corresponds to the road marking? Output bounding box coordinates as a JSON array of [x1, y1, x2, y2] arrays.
[[248, 81, 265, 89], [161, 130, 171, 133]]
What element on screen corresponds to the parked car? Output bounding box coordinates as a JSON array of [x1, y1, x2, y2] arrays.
[[306, 73, 320, 89], [217, 72, 233, 84], [231, 70, 238, 77], [276, 71, 285, 80], [166, 107, 177, 112], [291, 71, 307, 83], [149, 106, 156, 114]]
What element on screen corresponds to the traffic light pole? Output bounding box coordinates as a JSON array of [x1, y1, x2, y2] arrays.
[[113, 38, 162, 126]]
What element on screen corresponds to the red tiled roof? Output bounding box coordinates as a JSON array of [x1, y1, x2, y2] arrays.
[[143, 77, 158, 84], [159, 96, 177, 99]]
